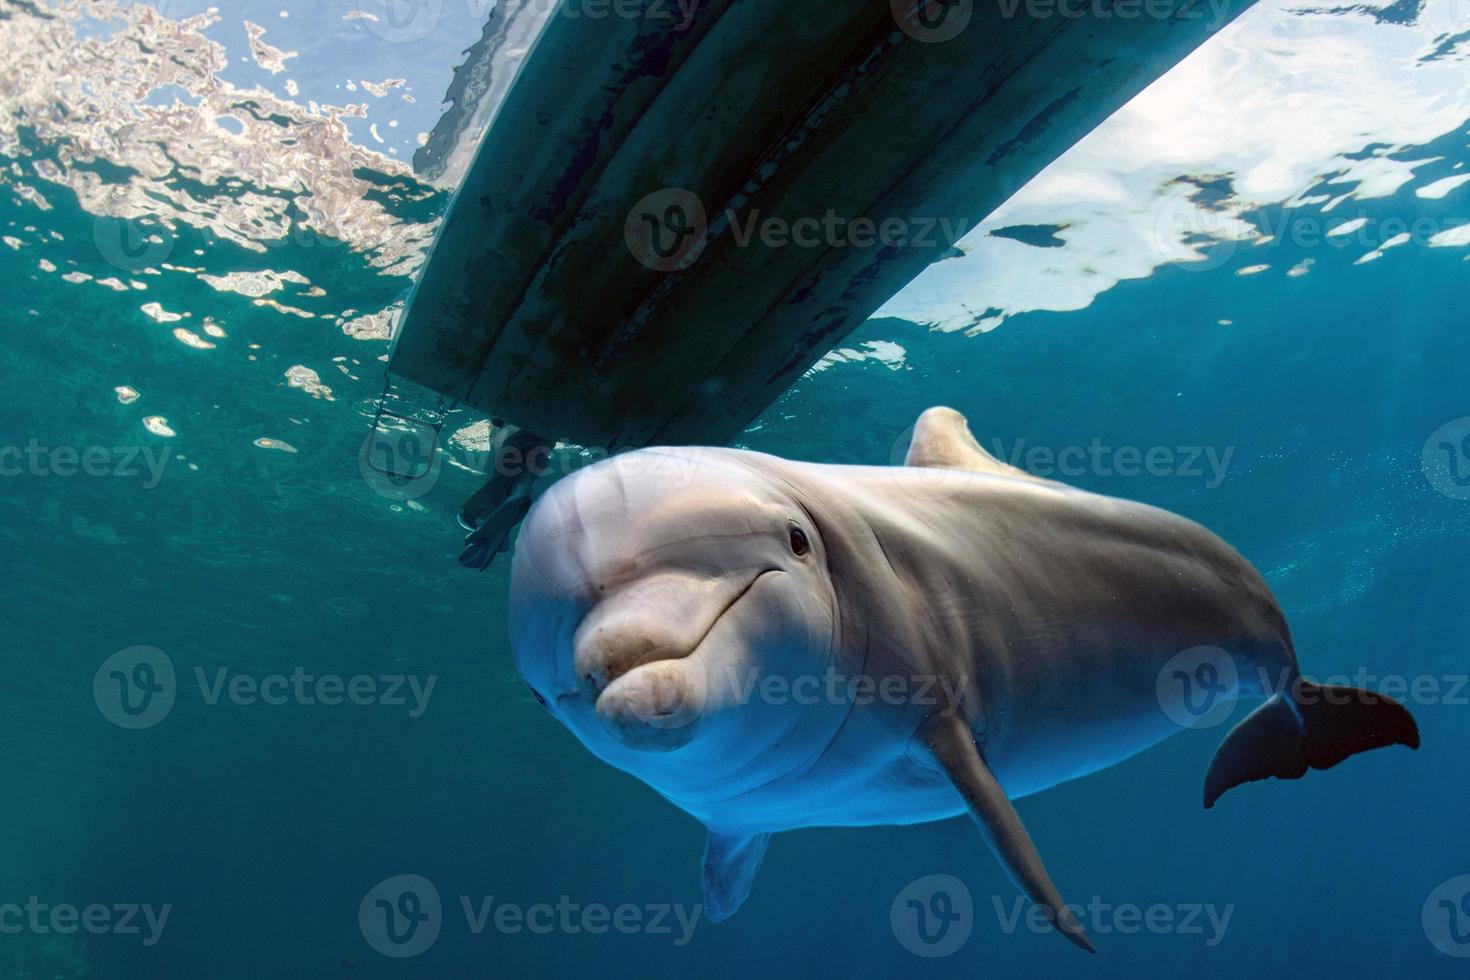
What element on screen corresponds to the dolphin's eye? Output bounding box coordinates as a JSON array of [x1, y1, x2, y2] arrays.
[[527, 685, 547, 707], [789, 525, 810, 557]]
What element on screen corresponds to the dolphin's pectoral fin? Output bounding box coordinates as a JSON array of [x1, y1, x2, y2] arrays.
[[921, 713, 1096, 954], [700, 829, 772, 922], [905, 406, 1039, 481]]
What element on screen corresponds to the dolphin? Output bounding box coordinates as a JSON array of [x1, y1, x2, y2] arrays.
[[508, 406, 1419, 951]]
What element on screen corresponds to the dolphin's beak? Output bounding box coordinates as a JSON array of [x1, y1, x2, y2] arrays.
[[572, 570, 767, 751], [594, 659, 707, 751]]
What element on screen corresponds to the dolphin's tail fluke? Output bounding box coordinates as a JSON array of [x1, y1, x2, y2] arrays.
[[1203, 680, 1420, 809]]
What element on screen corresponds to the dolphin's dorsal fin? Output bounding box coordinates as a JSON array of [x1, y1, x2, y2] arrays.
[[701, 830, 771, 922], [905, 406, 1034, 480], [921, 712, 1095, 953]]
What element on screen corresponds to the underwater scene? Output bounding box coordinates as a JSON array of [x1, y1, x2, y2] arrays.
[[3, 0, 1470, 976]]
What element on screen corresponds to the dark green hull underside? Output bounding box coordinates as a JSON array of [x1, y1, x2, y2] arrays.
[[390, 0, 1257, 448]]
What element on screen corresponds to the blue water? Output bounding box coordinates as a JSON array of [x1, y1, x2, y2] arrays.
[[4, 1, 1470, 977]]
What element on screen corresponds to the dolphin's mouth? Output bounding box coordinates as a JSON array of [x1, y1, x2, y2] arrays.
[[588, 569, 777, 750], [592, 568, 776, 707]]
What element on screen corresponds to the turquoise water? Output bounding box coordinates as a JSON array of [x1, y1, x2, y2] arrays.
[[4, 1, 1470, 977]]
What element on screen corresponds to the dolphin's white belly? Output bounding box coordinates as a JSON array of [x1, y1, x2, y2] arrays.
[[674, 665, 1234, 832], [675, 660, 1215, 831]]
